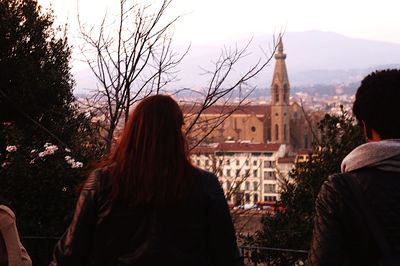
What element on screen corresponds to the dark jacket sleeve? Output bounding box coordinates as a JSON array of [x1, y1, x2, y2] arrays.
[[203, 171, 244, 266], [308, 175, 346, 266], [50, 172, 98, 266]]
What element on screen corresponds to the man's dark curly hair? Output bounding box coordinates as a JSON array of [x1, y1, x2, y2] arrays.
[[353, 69, 400, 139]]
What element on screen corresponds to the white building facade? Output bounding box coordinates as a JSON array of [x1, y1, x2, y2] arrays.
[[191, 142, 294, 206]]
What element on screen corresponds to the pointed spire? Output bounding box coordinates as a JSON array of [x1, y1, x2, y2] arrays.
[[278, 36, 284, 52], [275, 36, 286, 60], [271, 37, 289, 87]]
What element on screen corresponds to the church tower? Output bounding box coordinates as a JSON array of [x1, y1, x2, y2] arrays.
[[271, 37, 290, 144]]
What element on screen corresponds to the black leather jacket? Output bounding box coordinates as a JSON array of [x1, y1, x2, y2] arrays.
[[309, 168, 400, 265], [51, 168, 243, 266]]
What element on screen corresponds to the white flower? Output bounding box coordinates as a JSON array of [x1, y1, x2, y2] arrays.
[[6, 145, 17, 152], [38, 145, 59, 157], [30, 149, 37, 154], [29, 159, 36, 164], [1, 162, 9, 168], [70, 160, 83, 168], [65, 148, 71, 153], [72, 162, 83, 168], [64, 155, 83, 168], [45, 145, 58, 154], [44, 142, 52, 148]]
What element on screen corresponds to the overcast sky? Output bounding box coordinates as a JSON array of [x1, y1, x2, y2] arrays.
[[39, 0, 400, 45]]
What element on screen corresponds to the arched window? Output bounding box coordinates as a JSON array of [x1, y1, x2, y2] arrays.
[[283, 84, 288, 103], [274, 85, 279, 103], [275, 124, 279, 141], [284, 124, 287, 141]]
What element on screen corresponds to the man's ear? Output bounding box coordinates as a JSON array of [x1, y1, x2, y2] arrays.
[[362, 121, 381, 142], [362, 121, 373, 140]]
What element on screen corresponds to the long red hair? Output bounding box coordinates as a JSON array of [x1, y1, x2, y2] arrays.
[[103, 95, 195, 206]]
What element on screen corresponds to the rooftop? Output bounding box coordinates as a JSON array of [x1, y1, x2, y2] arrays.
[[191, 142, 282, 154]]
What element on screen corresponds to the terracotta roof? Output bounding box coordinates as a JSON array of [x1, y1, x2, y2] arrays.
[[217, 142, 281, 152], [181, 104, 271, 116], [190, 142, 282, 154], [278, 156, 296, 164], [190, 146, 216, 154]]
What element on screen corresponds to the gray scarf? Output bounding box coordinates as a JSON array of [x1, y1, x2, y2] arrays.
[[341, 139, 400, 173]]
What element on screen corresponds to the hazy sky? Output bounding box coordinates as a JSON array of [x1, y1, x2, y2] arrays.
[[39, 0, 400, 45]]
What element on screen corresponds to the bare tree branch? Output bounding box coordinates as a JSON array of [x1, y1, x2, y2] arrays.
[[77, 0, 186, 151]]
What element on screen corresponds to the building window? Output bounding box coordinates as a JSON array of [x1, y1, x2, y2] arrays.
[[226, 169, 231, 177], [226, 159, 230, 166], [236, 169, 240, 177], [253, 181, 258, 191], [270, 172, 276, 180], [227, 181, 232, 190], [245, 193, 250, 203], [275, 124, 279, 141], [264, 184, 276, 193], [253, 160, 257, 166], [236, 159, 240, 166], [284, 124, 287, 141], [251, 126, 256, 132], [245, 160, 249, 166], [284, 84, 288, 103], [254, 193, 259, 203], [245, 169, 250, 177], [264, 160, 275, 168], [264, 171, 276, 180], [274, 85, 279, 102], [263, 196, 277, 202], [245, 181, 250, 191], [253, 170, 257, 177]]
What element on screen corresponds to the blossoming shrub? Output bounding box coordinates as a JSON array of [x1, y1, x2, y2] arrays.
[[0, 122, 101, 236]]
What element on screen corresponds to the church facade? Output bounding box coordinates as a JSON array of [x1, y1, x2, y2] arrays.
[[184, 38, 319, 151]]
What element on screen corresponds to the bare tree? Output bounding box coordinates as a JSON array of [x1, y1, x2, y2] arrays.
[[181, 39, 278, 150], [78, 0, 280, 152], [78, 0, 187, 150]]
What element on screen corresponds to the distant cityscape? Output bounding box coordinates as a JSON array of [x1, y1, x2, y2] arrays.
[[74, 34, 381, 220]]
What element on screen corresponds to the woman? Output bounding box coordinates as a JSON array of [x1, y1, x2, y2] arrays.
[[51, 95, 242, 265], [0, 198, 32, 266]]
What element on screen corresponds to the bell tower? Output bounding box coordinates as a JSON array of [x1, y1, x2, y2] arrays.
[[271, 37, 290, 144]]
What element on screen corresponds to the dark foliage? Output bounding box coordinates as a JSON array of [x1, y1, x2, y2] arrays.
[[245, 108, 364, 265], [0, 0, 103, 237]]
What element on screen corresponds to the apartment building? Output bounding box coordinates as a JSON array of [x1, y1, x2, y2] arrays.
[[191, 142, 294, 206]]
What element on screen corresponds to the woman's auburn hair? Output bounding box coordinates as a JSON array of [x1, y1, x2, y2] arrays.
[[102, 95, 196, 206]]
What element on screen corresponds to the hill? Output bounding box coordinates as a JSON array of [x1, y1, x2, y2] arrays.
[[73, 31, 400, 94]]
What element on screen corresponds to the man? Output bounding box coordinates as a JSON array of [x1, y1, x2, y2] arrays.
[[309, 69, 400, 265]]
